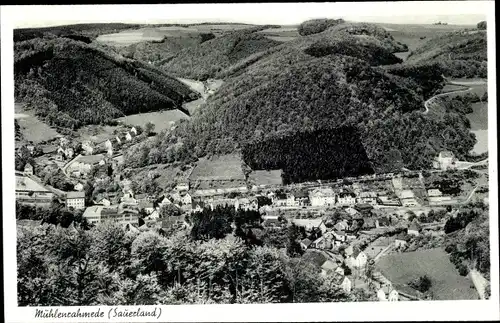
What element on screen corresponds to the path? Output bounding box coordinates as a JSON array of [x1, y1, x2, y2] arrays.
[[423, 78, 487, 115], [373, 243, 395, 263], [469, 269, 488, 299]]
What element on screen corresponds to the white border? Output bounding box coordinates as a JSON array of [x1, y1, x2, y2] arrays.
[[2, 2, 499, 322]]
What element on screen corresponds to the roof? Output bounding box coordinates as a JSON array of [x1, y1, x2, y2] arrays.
[[15, 175, 51, 192], [135, 193, 148, 200], [309, 187, 335, 197], [40, 145, 58, 154], [395, 232, 407, 240], [138, 201, 154, 209], [338, 191, 356, 198], [359, 191, 377, 198], [427, 189, 443, 197], [294, 190, 309, 199], [66, 191, 85, 199], [301, 238, 312, 247], [321, 260, 338, 271], [24, 163, 33, 170], [262, 218, 282, 226], [400, 190, 415, 199], [352, 246, 363, 259], [83, 206, 102, 218]]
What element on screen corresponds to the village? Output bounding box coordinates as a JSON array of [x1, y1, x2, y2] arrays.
[[15, 122, 489, 302]]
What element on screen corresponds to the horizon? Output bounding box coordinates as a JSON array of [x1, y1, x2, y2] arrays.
[[4, 2, 489, 29]]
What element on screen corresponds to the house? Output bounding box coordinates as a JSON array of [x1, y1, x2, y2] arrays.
[[115, 136, 122, 145], [337, 191, 356, 206], [40, 145, 59, 156], [147, 209, 160, 220], [67, 154, 106, 176], [65, 147, 75, 159], [408, 221, 421, 236], [74, 183, 84, 191], [357, 191, 378, 205], [300, 238, 313, 250], [235, 197, 259, 211], [427, 188, 443, 197], [309, 187, 336, 207], [345, 246, 367, 269], [377, 195, 402, 206], [206, 197, 237, 210], [285, 193, 297, 207], [321, 260, 339, 277], [345, 207, 360, 217], [125, 132, 133, 141], [394, 232, 408, 248], [400, 190, 420, 207], [334, 219, 349, 232], [291, 218, 327, 233], [377, 285, 399, 301], [59, 137, 69, 147], [271, 191, 288, 207], [262, 218, 285, 230], [335, 275, 352, 293], [95, 197, 111, 207], [66, 191, 86, 210], [131, 127, 138, 136], [433, 151, 457, 170], [81, 141, 95, 155], [139, 201, 155, 215], [335, 266, 345, 276], [23, 163, 34, 176], [15, 175, 54, 205], [55, 151, 65, 162], [57, 146, 65, 155], [104, 139, 113, 157], [191, 201, 205, 213], [176, 182, 189, 192], [135, 193, 148, 204], [26, 144, 35, 154], [158, 195, 173, 207], [311, 234, 333, 250], [332, 230, 347, 242]]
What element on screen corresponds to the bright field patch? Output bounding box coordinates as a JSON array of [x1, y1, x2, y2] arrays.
[[376, 248, 478, 300], [15, 104, 60, 144], [189, 154, 245, 181], [116, 110, 190, 132]]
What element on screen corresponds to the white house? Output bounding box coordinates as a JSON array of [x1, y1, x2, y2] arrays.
[[176, 182, 189, 192], [81, 141, 95, 155], [125, 132, 133, 142], [339, 276, 352, 293], [131, 127, 138, 136], [65, 147, 75, 159], [74, 183, 84, 191], [286, 193, 297, 207], [345, 246, 367, 269], [400, 190, 420, 207], [115, 136, 122, 144], [321, 260, 338, 277], [357, 191, 378, 205], [309, 187, 336, 207], [407, 221, 421, 236], [66, 191, 86, 210], [378, 286, 399, 301], [433, 151, 457, 170], [337, 191, 356, 206]]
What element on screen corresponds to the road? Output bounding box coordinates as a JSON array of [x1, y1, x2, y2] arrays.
[[423, 79, 487, 115]]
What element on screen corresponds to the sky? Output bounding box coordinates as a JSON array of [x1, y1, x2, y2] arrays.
[[3, 1, 490, 29]]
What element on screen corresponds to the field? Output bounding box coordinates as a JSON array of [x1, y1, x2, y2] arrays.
[[116, 110, 190, 132], [440, 84, 469, 93], [248, 170, 283, 186], [382, 23, 473, 52], [76, 124, 124, 143], [15, 104, 60, 144], [258, 26, 300, 42], [376, 248, 478, 300], [96, 24, 255, 46], [189, 154, 246, 181]]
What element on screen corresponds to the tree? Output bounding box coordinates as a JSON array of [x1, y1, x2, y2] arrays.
[[144, 122, 155, 136], [477, 21, 487, 30], [409, 275, 432, 293], [159, 204, 182, 218]]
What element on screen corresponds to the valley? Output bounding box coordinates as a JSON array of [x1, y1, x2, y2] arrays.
[[13, 16, 491, 306]]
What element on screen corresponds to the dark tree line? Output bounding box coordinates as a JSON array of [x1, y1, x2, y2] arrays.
[[242, 127, 374, 184]]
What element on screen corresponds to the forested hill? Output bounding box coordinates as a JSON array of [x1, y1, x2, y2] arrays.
[[124, 23, 475, 173], [406, 29, 487, 78], [14, 37, 199, 129], [158, 26, 283, 80]]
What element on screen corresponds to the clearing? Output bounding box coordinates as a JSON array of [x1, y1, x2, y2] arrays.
[[376, 248, 478, 300], [189, 154, 246, 181], [116, 110, 189, 132], [15, 103, 60, 144]]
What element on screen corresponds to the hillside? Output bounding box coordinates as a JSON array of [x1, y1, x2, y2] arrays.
[[117, 33, 215, 64], [406, 30, 487, 78], [14, 23, 141, 42], [297, 18, 345, 36], [14, 36, 199, 129], [158, 26, 283, 80]]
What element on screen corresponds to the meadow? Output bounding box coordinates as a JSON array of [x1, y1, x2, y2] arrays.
[[376, 248, 478, 300], [189, 154, 246, 181], [116, 110, 190, 132], [15, 104, 60, 144]]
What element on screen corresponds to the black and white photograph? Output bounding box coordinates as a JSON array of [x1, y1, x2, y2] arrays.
[[1, 1, 498, 322]]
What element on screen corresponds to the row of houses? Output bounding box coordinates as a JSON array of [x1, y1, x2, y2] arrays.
[[81, 126, 139, 156]]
